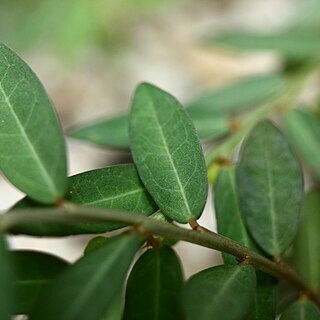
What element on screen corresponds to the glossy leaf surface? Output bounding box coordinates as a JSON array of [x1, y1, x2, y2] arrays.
[[237, 120, 303, 256], [68, 114, 129, 149], [284, 109, 320, 179], [280, 299, 320, 320], [10, 164, 158, 236], [188, 74, 283, 114], [11, 250, 68, 314], [29, 234, 142, 320], [214, 166, 255, 264], [123, 246, 183, 320], [0, 235, 14, 320], [181, 264, 256, 320], [130, 83, 208, 223], [209, 32, 320, 61], [293, 190, 320, 291], [0, 42, 67, 203]]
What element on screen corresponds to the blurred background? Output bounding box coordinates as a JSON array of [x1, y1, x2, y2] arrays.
[[0, 0, 318, 277]]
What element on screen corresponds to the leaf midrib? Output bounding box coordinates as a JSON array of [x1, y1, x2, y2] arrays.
[[0, 72, 57, 196], [147, 92, 192, 217]]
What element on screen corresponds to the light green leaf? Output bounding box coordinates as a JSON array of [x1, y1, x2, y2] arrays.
[[68, 114, 129, 149], [187, 74, 284, 114], [11, 250, 68, 314], [181, 264, 256, 320], [236, 120, 303, 256], [0, 42, 67, 203], [123, 246, 183, 320], [29, 234, 142, 320], [214, 166, 256, 264], [293, 189, 320, 291], [84, 236, 108, 255], [280, 299, 320, 320], [283, 109, 320, 179], [130, 83, 208, 223], [9, 164, 158, 236], [208, 32, 320, 61], [0, 235, 15, 320]]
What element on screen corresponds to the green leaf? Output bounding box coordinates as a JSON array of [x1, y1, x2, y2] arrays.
[[0, 235, 15, 320], [208, 32, 320, 61], [10, 250, 68, 314], [236, 120, 303, 256], [187, 74, 284, 114], [283, 109, 320, 179], [280, 299, 320, 320], [293, 189, 320, 291], [84, 236, 108, 255], [214, 166, 256, 264], [0, 42, 67, 204], [123, 246, 183, 320], [130, 83, 208, 223], [68, 114, 130, 149], [29, 234, 142, 320], [10, 164, 158, 236], [181, 264, 256, 320]]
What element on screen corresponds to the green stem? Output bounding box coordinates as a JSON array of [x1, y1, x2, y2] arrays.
[[1, 207, 319, 307]]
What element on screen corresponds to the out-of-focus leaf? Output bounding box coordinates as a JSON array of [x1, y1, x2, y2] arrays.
[[84, 236, 108, 255], [284, 109, 320, 179], [9, 164, 158, 236], [29, 234, 142, 320], [123, 246, 183, 320], [293, 189, 320, 291], [187, 74, 284, 114], [237, 120, 303, 257], [130, 83, 208, 223], [0, 235, 14, 320], [208, 32, 320, 61], [68, 114, 130, 149], [10, 250, 68, 314], [0, 42, 67, 204], [181, 264, 256, 320], [280, 299, 320, 319]]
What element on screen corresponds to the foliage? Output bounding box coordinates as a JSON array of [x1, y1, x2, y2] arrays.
[[1, 6, 320, 317]]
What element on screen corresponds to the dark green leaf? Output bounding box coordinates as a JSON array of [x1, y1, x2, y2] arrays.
[[9, 164, 158, 236], [104, 294, 123, 320], [0, 235, 15, 320], [181, 264, 256, 320], [0, 42, 67, 204], [236, 120, 303, 256], [84, 236, 108, 255], [280, 299, 320, 320], [130, 83, 208, 223], [293, 189, 320, 291], [208, 32, 320, 61], [214, 166, 256, 264], [68, 114, 129, 149], [29, 234, 142, 320], [187, 74, 284, 114], [10, 250, 68, 314], [123, 246, 183, 320], [283, 109, 320, 179]]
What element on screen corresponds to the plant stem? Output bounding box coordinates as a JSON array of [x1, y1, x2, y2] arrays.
[[1, 207, 319, 307]]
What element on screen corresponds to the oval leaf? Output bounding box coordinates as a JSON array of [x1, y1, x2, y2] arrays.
[[283, 109, 320, 179], [9, 164, 158, 236], [130, 83, 208, 223], [11, 250, 68, 314], [0, 42, 67, 203], [29, 234, 142, 320], [181, 264, 256, 320], [123, 246, 183, 320], [280, 299, 320, 320], [0, 235, 15, 320], [236, 120, 303, 256], [187, 74, 284, 114], [68, 114, 129, 149], [293, 189, 320, 291]]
